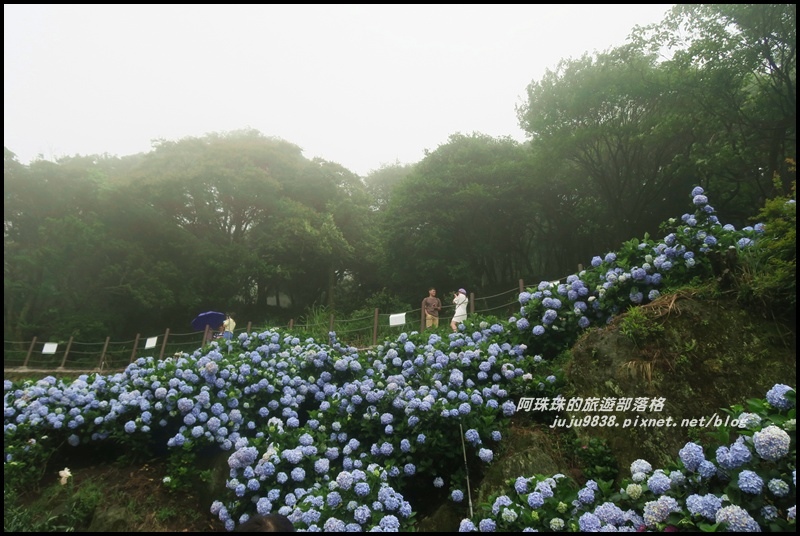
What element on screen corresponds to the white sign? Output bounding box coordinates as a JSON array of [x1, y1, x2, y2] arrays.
[[42, 342, 58, 354], [389, 313, 406, 327], [144, 336, 158, 349]]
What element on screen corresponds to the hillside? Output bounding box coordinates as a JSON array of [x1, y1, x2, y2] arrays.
[[7, 284, 795, 532]]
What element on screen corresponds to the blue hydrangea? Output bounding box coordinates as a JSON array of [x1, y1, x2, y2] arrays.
[[765, 384, 794, 410], [678, 442, 705, 471], [716, 438, 751, 470], [715, 505, 761, 532], [738, 470, 763, 494], [577, 487, 595, 504], [643, 496, 680, 527], [630, 459, 652, 475], [761, 505, 778, 521], [647, 471, 671, 495], [353, 505, 370, 524], [593, 502, 625, 525], [578, 512, 601, 532], [323, 517, 346, 532], [767, 478, 789, 497], [459, 519, 476, 532], [465, 428, 481, 445], [686, 493, 722, 521], [491, 495, 513, 515], [451, 489, 464, 502], [527, 491, 544, 509], [753, 425, 791, 461], [698, 460, 717, 479], [478, 518, 496, 532]]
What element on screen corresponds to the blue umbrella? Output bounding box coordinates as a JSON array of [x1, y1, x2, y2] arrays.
[[191, 311, 226, 332]]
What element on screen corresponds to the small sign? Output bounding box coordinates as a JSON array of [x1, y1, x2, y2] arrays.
[[144, 336, 158, 349], [42, 342, 58, 354], [389, 313, 406, 327]]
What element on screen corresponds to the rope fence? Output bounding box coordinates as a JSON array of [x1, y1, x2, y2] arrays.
[[4, 276, 576, 375]]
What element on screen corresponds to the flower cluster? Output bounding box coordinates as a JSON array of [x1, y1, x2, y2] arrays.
[[456, 383, 796, 532], [511, 186, 766, 358]]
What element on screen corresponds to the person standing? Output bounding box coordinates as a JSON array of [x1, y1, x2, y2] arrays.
[[422, 287, 442, 329], [451, 288, 469, 332], [222, 313, 236, 340]]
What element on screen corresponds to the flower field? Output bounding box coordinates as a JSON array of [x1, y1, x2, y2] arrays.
[[4, 186, 796, 531]]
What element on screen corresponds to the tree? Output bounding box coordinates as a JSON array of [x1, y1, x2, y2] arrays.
[[517, 46, 701, 247], [381, 133, 537, 304], [630, 3, 797, 217]]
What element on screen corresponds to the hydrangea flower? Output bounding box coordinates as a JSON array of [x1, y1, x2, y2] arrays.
[[643, 496, 680, 527], [686, 493, 722, 521], [678, 442, 705, 471], [767, 478, 789, 497], [459, 519, 476, 532], [626, 483, 643, 500], [753, 425, 791, 461], [647, 471, 671, 495], [715, 505, 761, 532], [765, 384, 794, 410], [575, 512, 600, 532], [630, 459, 652, 475], [738, 470, 763, 494]]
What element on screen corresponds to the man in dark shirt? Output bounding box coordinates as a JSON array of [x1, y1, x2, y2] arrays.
[[422, 287, 442, 329]]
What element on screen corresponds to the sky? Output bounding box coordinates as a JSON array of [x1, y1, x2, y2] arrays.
[[4, 4, 673, 177]]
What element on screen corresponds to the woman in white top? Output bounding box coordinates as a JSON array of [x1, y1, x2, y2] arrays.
[[450, 288, 469, 332]]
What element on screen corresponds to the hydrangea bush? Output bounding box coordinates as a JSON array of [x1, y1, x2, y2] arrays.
[[4, 186, 795, 531], [509, 186, 773, 358], [457, 384, 795, 532]]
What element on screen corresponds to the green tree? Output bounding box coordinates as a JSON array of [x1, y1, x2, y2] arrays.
[[517, 46, 699, 248], [382, 133, 537, 304], [630, 3, 796, 219]]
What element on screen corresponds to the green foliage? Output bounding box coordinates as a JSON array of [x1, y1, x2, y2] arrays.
[[735, 179, 796, 322], [3, 432, 57, 493], [3, 484, 61, 532], [155, 506, 179, 522], [619, 307, 664, 348], [571, 436, 619, 483], [3, 474, 104, 532], [163, 446, 203, 493]]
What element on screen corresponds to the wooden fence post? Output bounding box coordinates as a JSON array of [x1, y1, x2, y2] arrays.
[[519, 279, 525, 293], [372, 308, 379, 347], [98, 336, 111, 370], [59, 336, 74, 369], [329, 314, 335, 333], [159, 329, 170, 360], [23, 337, 37, 368], [130, 334, 141, 363], [469, 292, 475, 314], [420, 300, 426, 332], [288, 319, 294, 330]]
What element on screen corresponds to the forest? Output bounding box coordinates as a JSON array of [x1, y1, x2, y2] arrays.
[[3, 5, 796, 344]]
